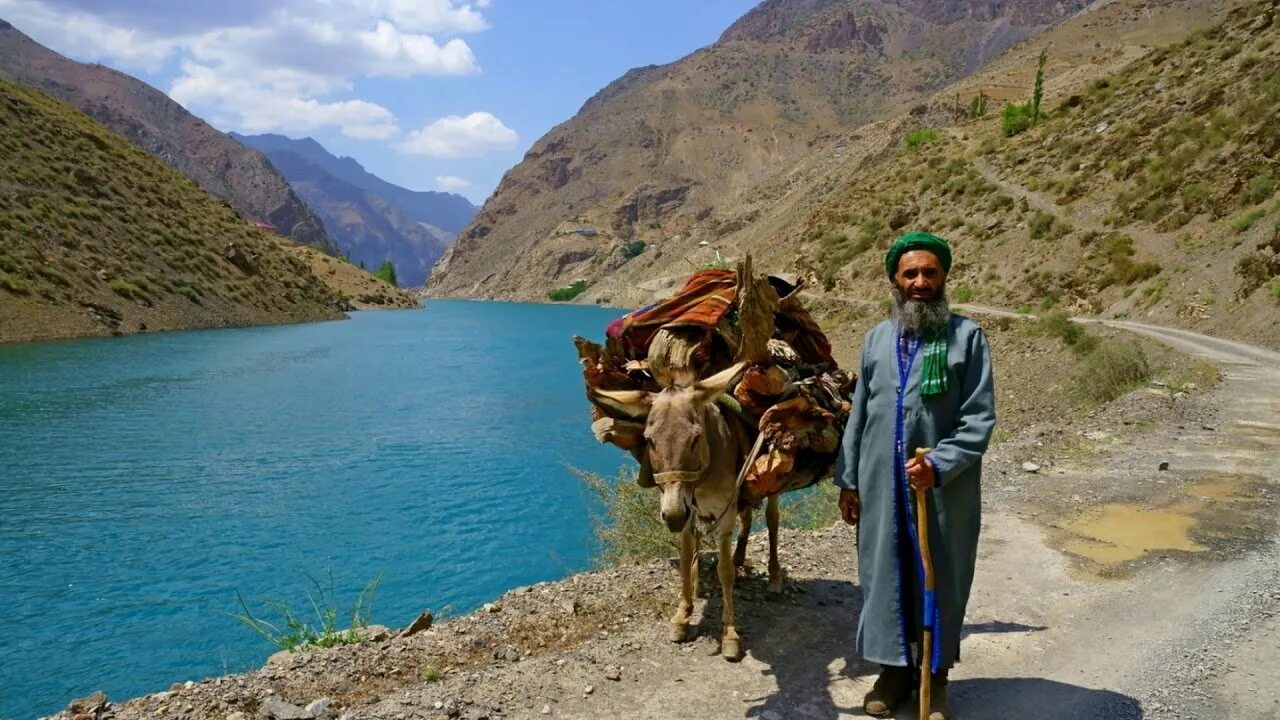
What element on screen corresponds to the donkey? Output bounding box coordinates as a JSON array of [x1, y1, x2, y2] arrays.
[[592, 361, 786, 662]]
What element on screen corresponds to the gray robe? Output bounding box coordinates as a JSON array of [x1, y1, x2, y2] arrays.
[[835, 314, 996, 671]]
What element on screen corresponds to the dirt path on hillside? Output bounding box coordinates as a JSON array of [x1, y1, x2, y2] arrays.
[[82, 324, 1280, 720]]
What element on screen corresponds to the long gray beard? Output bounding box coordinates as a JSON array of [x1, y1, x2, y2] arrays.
[[892, 285, 951, 335]]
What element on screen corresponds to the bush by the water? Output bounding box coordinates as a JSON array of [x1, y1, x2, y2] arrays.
[[576, 466, 675, 567], [548, 280, 589, 302], [228, 573, 381, 652], [577, 465, 843, 567]]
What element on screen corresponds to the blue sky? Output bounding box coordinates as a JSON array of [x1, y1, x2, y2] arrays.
[[0, 0, 759, 204]]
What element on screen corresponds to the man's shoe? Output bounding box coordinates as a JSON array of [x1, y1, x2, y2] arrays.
[[863, 665, 914, 717], [927, 672, 951, 720]]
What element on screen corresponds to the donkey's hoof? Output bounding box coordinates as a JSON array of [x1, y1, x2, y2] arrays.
[[766, 581, 785, 599], [721, 635, 744, 662], [669, 622, 693, 643]]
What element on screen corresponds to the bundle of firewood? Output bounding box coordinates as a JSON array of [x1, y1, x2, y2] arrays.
[[574, 257, 853, 504]]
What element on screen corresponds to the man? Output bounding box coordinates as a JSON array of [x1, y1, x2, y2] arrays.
[[835, 231, 996, 720]]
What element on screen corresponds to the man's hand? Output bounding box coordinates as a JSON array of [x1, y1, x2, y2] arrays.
[[838, 489, 860, 526], [906, 455, 937, 491]]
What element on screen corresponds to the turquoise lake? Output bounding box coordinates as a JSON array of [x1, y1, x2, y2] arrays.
[[0, 301, 628, 719]]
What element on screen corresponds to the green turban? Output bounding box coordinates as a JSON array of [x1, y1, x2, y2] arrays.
[[884, 230, 952, 279]]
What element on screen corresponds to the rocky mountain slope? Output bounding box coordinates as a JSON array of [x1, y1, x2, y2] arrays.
[[233, 133, 478, 234], [425, 0, 1091, 298], [0, 18, 335, 252], [787, 0, 1279, 348], [0, 78, 346, 344], [234, 134, 466, 287]]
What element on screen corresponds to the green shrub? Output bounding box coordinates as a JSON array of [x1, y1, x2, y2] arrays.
[[1, 272, 31, 295], [777, 482, 841, 529], [952, 286, 974, 303], [1029, 210, 1056, 239], [1270, 278, 1280, 302], [1002, 102, 1035, 137], [1180, 181, 1212, 214], [1241, 173, 1275, 206], [905, 128, 939, 149], [576, 466, 674, 567], [1036, 311, 1087, 347], [109, 279, 145, 300], [623, 239, 646, 259], [1073, 340, 1151, 403], [1232, 209, 1266, 233], [548, 280, 589, 302]]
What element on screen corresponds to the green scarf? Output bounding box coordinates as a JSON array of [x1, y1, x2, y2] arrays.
[[920, 329, 949, 396]]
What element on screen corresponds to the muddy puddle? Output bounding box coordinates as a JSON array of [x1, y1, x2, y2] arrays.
[[1063, 504, 1207, 565], [1056, 472, 1266, 572]]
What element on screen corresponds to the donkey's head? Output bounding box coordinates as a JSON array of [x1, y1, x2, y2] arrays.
[[592, 363, 745, 531]]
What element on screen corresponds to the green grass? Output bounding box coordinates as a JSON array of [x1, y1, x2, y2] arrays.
[[905, 128, 939, 149], [228, 573, 382, 652]]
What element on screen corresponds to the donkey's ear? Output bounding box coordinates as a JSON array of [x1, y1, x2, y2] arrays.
[[590, 389, 653, 419], [694, 362, 747, 400]]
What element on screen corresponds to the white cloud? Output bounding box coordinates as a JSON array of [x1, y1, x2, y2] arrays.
[[0, 0, 492, 139], [170, 62, 400, 138], [435, 175, 473, 192], [400, 112, 518, 157], [0, 0, 180, 71], [376, 0, 490, 34]]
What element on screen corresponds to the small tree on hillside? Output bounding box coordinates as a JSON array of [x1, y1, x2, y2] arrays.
[[374, 260, 398, 287], [1032, 49, 1048, 125]]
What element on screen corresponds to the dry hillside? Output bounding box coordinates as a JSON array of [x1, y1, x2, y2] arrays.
[[285, 244, 420, 310], [790, 0, 1280, 348], [0, 78, 346, 344], [0, 19, 335, 252], [426, 0, 1091, 298]]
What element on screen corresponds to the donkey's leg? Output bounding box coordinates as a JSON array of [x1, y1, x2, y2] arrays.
[[733, 506, 753, 574], [718, 525, 743, 662], [670, 524, 696, 643], [766, 494, 784, 597]]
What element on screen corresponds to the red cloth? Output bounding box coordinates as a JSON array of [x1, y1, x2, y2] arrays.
[[608, 270, 737, 357]]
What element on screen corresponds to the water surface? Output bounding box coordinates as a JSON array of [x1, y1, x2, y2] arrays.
[[0, 301, 625, 718]]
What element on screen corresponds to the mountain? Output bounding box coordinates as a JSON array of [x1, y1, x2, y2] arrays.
[[424, 0, 1092, 298], [0, 18, 335, 252], [231, 132, 478, 233], [786, 0, 1279, 347], [0, 78, 345, 344], [249, 145, 451, 287]]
